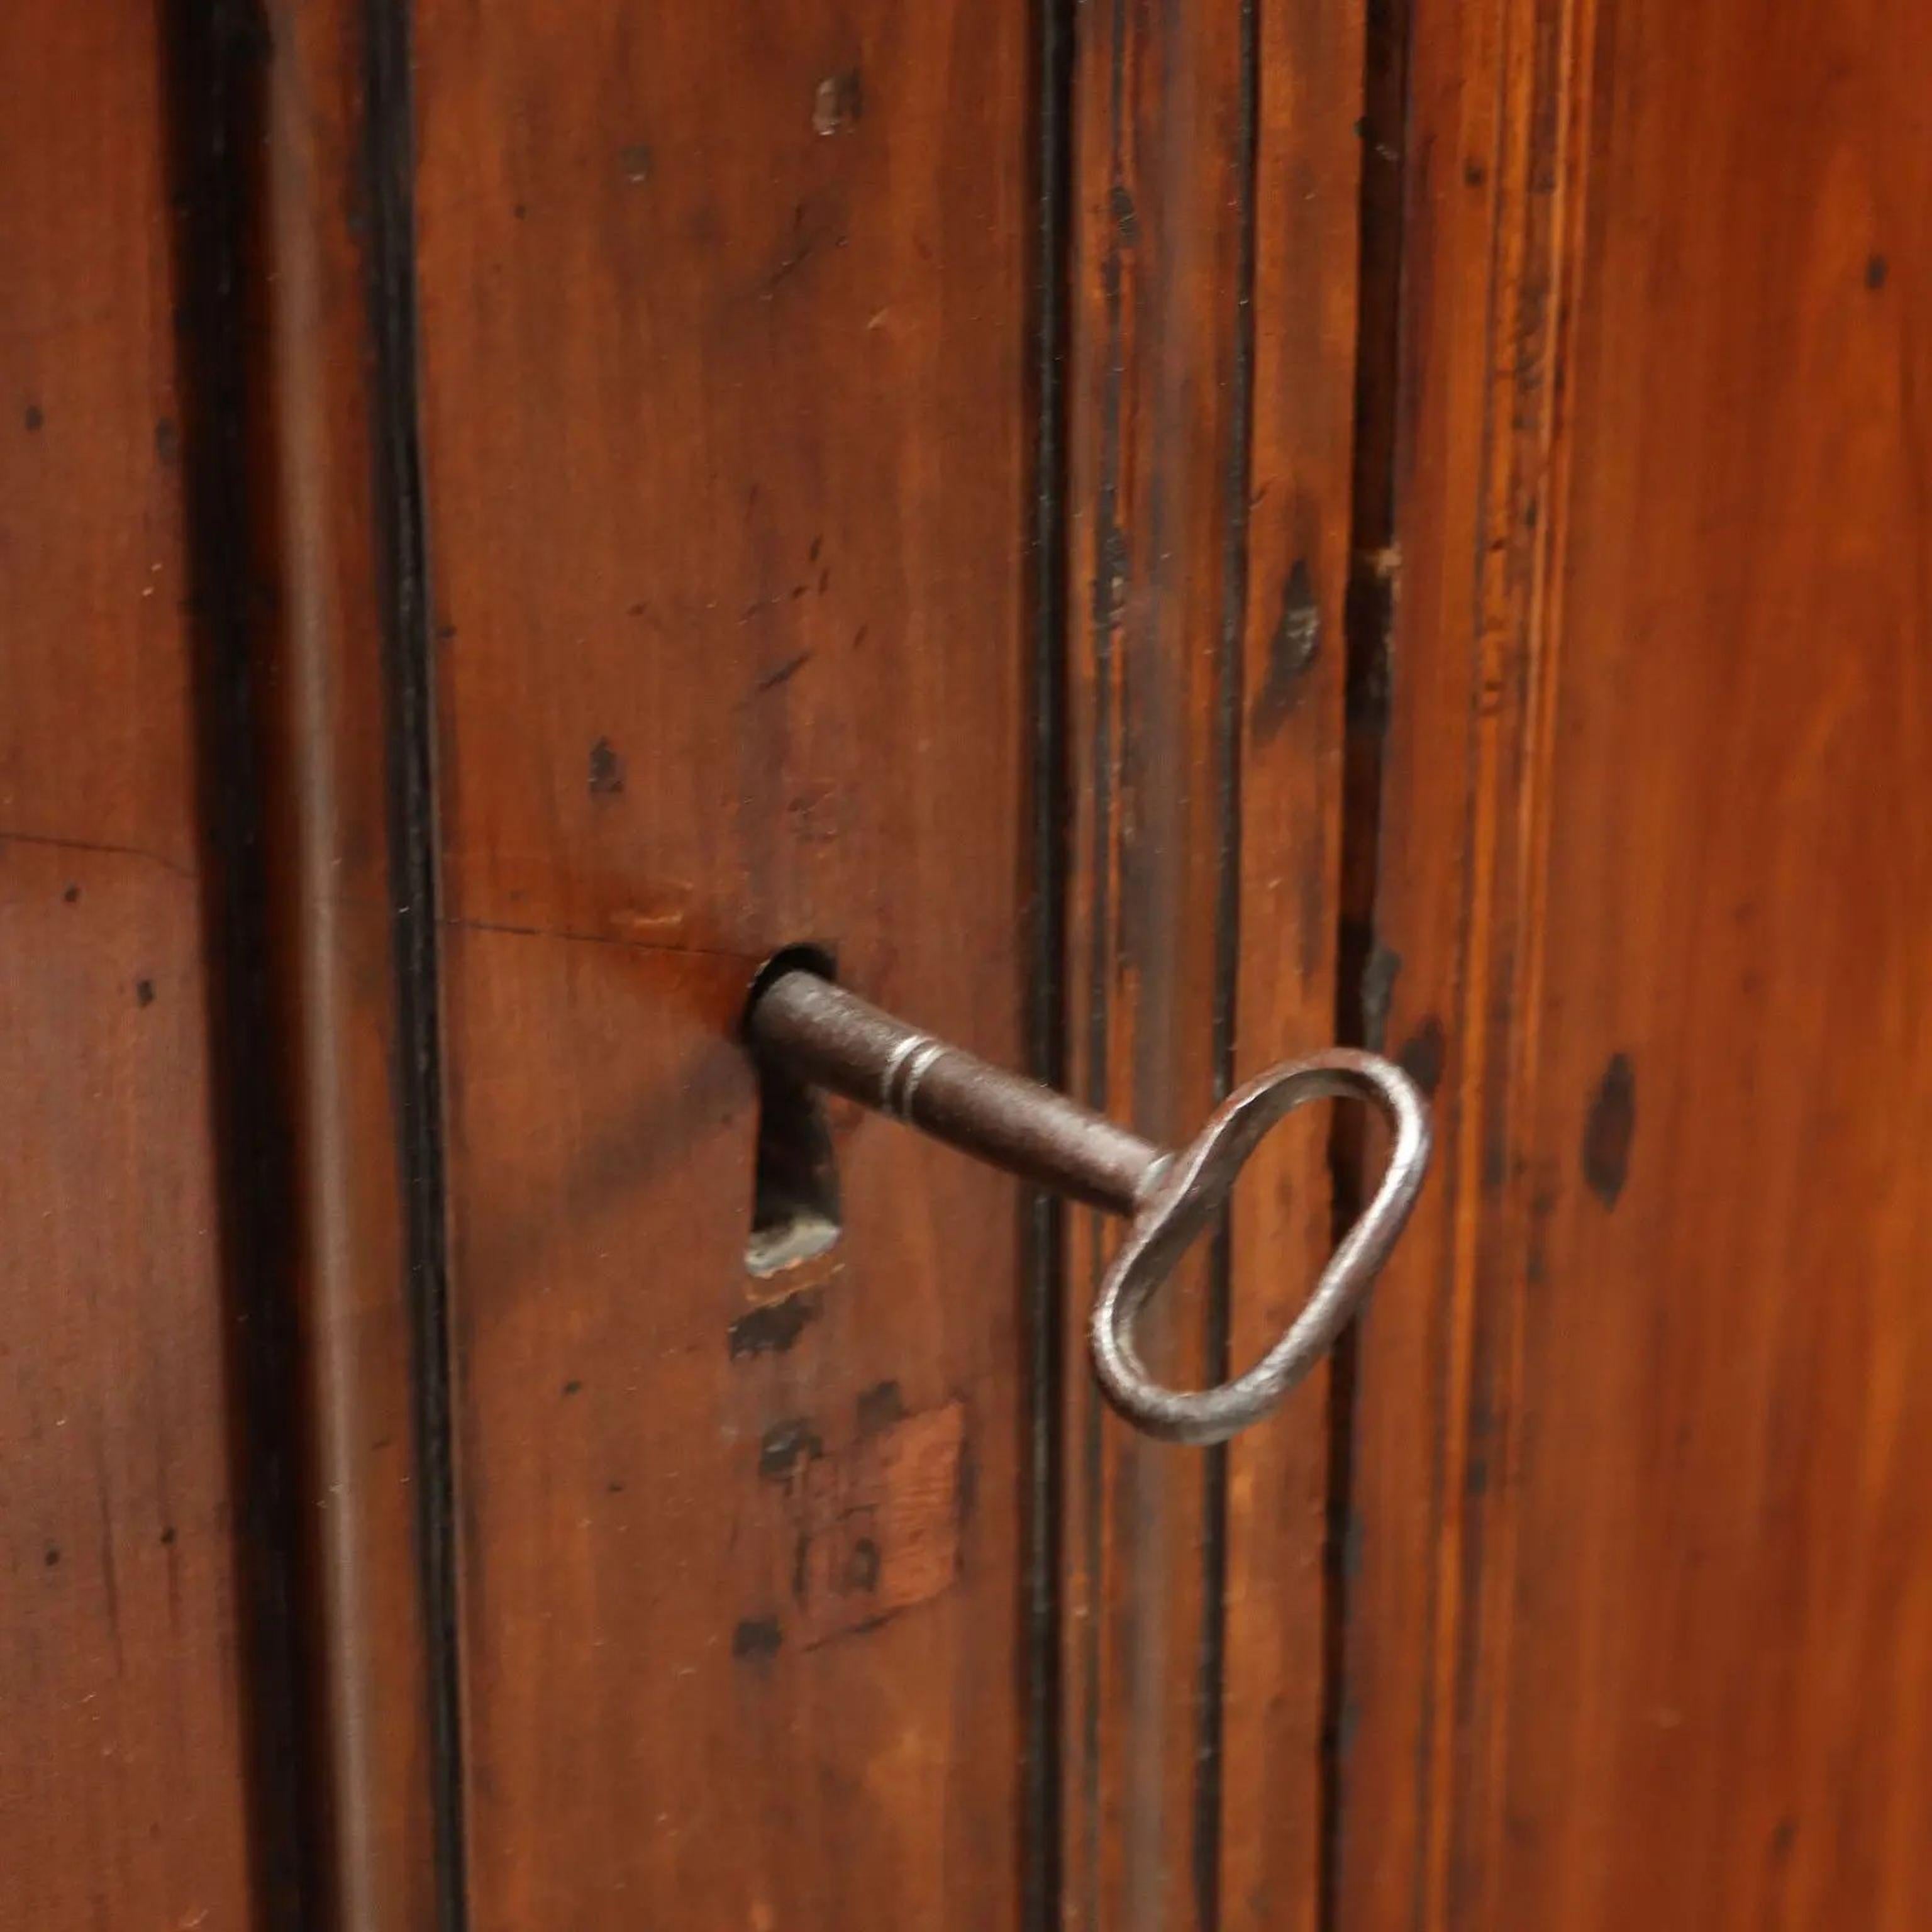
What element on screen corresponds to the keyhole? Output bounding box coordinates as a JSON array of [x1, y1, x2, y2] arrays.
[[744, 946, 843, 1277]]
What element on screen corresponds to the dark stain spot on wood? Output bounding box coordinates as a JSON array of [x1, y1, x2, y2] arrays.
[[1345, 551, 1396, 731], [812, 69, 863, 136], [1358, 941, 1402, 1053], [159, 1526, 176, 1546], [619, 141, 653, 185], [560, 1378, 582, 1397], [1463, 157, 1488, 187], [1582, 1052, 1636, 1209], [153, 417, 179, 465], [1341, 1514, 1363, 1583], [63, 884, 80, 904], [44, 1545, 60, 1567], [759, 1417, 823, 1482], [755, 651, 810, 696], [587, 736, 625, 797], [731, 1616, 784, 1662], [606, 1479, 625, 1494], [728, 1288, 822, 1360], [135, 978, 156, 1008], [1768, 1816, 1798, 1863], [512, 200, 528, 221], [1482, 1126, 1510, 1194], [855, 1379, 906, 1435], [1252, 560, 1321, 741], [1109, 182, 1138, 245], [845, 1537, 880, 1592], [1865, 253, 1889, 290], [1525, 1180, 1558, 1286], [1396, 1014, 1446, 1097], [809, 535, 823, 563], [954, 1430, 977, 1528], [23, 402, 43, 432], [1094, 523, 1131, 628]]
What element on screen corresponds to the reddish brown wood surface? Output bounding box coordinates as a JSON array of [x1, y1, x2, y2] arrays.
[[17, 4, 1932, 1926], [1338, 0, 1932, 1924], [0, 8, 257, 1924], [411, 1, 1035, 1923], [1060, 0, 1246, 1917], [1060, 0, 1365, 1924]]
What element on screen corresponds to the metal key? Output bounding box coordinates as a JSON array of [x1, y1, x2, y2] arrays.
[[745, 965, 1431, 1446]]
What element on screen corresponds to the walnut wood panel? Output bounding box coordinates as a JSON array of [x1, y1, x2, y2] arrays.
[[411, 1, 1034, 1923], [1338, 0, 1932, 1924], [1060, 1, 1365, 1926], [0, 6, 257, 1924]]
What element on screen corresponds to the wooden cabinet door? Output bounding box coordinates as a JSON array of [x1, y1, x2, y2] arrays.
[[4, 1, 1929, 1928], [1338, 1, 1932, 1924]]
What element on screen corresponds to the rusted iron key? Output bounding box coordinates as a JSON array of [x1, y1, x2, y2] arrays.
[[745, 964, 1432, 1446]]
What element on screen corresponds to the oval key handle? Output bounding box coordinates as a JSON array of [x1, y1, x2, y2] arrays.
[[745, 966, 1432, 1446], [1089, 1051, 1430, 1443]]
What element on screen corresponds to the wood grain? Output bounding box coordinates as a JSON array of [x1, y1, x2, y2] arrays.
[[1061, 0, 1248, 1917], [1060, 0, 1365, 1926], [1218, 0, 1372, 1923], [0, 6, 257, 1924], [411, 0, 1035, 1923], [1337, 0, 1932, 1924]]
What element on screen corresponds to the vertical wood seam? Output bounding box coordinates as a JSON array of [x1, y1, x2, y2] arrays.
[[1321, 0, 1418, 1918], [1026, 1, 1077, 1926], [158, 2, 313, 1920], [364, 2, 468, 1924], [1072, 0, 1133, 1912], [1195, 0, 1265, 1921]]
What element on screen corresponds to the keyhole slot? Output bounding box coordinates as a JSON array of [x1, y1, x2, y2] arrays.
[[744, 946, 843, 1277]]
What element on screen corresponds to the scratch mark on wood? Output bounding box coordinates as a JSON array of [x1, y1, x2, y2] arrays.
[[753, 651, 810, 695], [0, 828, 194, 880]]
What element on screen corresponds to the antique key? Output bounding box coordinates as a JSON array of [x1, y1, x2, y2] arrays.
[[745, 962, 1431, 1445]]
